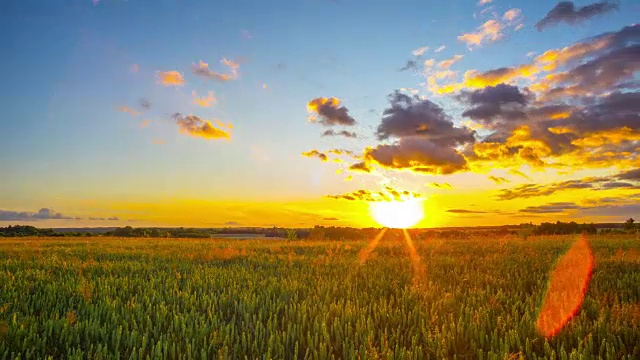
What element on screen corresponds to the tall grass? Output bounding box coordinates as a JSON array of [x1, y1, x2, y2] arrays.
[[0, 234, 638, 359]]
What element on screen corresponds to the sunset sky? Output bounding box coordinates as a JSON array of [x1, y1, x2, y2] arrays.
[[1, 0, 638, 228]]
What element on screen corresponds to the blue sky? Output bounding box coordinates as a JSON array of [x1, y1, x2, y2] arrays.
[[1, 0, 638, 227]]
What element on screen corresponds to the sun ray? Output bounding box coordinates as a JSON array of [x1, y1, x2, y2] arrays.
[[358, 228, 388, 265], [402, 229, 426, 288]]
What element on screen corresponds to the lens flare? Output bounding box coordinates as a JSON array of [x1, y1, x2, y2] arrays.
[[370, 199, 424, 229], [535, 235, 594, 338]]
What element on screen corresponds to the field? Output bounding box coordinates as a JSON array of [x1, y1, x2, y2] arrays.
[[1, 233, 639, 359]]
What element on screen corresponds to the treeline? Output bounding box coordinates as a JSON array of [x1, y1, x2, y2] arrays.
[[1, 221, 636, 239], [0, 225, 92, 237]]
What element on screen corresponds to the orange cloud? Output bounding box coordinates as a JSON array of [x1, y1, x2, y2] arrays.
[[458, 20, 503, 48], [173, 114, 230, 140], [139, 120, 152, 128], [192, 91, 216, 107], [119, 106, 141, 117], [192, 58, 239, 81], [156, 71, 185, 86], [301, 150, 329, 162], [438, 55, 463, 69]]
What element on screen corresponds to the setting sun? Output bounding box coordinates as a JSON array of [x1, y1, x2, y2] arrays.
[[370, 199, 425, 228]]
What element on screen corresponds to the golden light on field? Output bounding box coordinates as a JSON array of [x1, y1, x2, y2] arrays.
[[369, 199, 424, 229]]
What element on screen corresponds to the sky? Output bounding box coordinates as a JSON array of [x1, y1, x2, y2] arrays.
[[1, 0, 639, 228]]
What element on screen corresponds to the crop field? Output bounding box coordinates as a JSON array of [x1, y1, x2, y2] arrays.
[[0, 234, 639, 359]]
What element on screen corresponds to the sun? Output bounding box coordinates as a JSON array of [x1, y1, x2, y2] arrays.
[[370, 199, 425, 228]]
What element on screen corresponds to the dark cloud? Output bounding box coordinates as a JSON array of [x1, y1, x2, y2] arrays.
[[601, 182, 636, 189], [446, 209, 489, 214], [495, 174, 640, 200], [488, 176, 509, 184], [458, 84, 531, 126], [88, 217, 119, 221], [224, 221, 241, 226], [307, 97, 356, 126], [399, 60, 418, 72], [376, 91, 475, 146], [541, 46, 640, 100], [172, 113, 231, 140], [365, 137, 469, 174], [497, 179, 602, 200], [519, 202, 580, 213], [617, 168, 640, 181], [428, 182, 452, 189], [536, 1, 619, 31], [301, 150, 329, 161], [322, 129, 357, 138], [139, 98, 151, 110], [0, 208, 77, 221], [322, 217, 339, 221], [348, 162, 372, 173]]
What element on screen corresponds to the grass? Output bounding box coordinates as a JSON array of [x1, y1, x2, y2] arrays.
[[0, 233, 639, 359]]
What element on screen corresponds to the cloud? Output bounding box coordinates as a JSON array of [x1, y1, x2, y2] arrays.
[[88, 217, 120, 221], [139, 98, 151, 110], [438, 55, 464, 69], [536, 1, 619, 31], [447, 209, 489, 214], [458, 20, 504, 48], [365, 137, 469, 175], [139, 120, 152, 128], [376, 91, 475, 145], [494, 174, 639, 200], [119, 106, 141, 117], [307, 97, 356, 126], [503, 8, 522, 22], [173, 113, 231, 140], [519, 202, 581, 213], [192, 91, 216, 107], [489, 176, 510, 184], [412, 46, 429, 56], [156, 71, 185, 86], [428, 182, 452, 189], [326, 187, 423, 202], [458, 83, 531, 127], [348, 162, 372, 173], [478, 0, 492, 5], [192, 58, 239, 81], [322, 129, 357, 138], [400, 60, 419, 72], [617, 168, 640, 181], [241, 29, 253, 39], [328, 149, 360, 159], [224, 221, 242, 226], [435, 45, 446, 53], [322, 217, 339, 221], [0, 208, 77, 221], [130, 64, 140, 73], [301, 150, 329, 161], [508, 169, 531, 180], [435, 24, 638, 94]]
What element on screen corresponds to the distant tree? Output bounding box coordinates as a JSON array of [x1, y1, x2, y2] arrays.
[[625, 218, 636, 231]]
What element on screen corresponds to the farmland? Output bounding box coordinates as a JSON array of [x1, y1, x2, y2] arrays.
[[0, 233, 639, 359]]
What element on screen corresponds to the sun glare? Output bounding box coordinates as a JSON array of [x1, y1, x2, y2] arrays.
[[370, 199, 424, 228]]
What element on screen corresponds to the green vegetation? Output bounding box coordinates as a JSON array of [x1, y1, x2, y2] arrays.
[[1, 233, 639, 359]]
